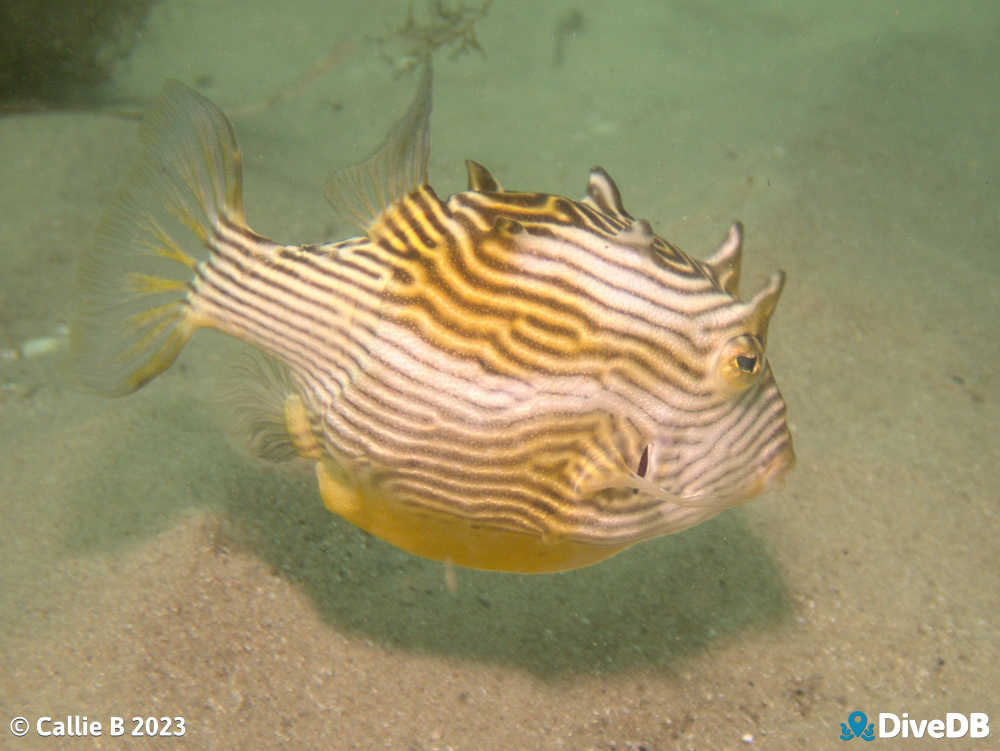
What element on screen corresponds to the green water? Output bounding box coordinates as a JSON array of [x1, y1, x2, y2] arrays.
[[1, 1, 997, 748]]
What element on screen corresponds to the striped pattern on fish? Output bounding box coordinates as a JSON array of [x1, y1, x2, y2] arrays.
[[73, 65, 794, 573]]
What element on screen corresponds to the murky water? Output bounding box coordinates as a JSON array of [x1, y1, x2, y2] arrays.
[[2, 2, 997, 748]]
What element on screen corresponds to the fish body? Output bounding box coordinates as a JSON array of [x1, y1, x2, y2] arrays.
[[73, 68, 794, 573]]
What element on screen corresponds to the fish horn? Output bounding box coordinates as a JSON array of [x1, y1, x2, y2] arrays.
[[704, 222, 743, 296], [746, 270, 786, 346]]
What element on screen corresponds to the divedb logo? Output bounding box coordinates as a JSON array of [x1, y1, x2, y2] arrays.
[[840, 710, 990, 741]]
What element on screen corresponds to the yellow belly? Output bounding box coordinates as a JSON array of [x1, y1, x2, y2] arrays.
[[314, 459, 627, 574]]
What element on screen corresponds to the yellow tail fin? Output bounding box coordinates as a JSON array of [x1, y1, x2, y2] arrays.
[[72, 81, 246, 395]]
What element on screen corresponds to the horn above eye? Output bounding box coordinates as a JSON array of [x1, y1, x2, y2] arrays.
[[704, 222, 743, 296], [746, 270, 786, 347]]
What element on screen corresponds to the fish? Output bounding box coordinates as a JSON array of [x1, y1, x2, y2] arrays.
[[72, 65, 795, 574]]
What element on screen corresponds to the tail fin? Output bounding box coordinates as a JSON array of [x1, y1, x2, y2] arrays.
[[72, 81, 246, 395]]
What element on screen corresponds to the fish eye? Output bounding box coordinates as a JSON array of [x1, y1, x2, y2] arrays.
[[714, 334, 765, 392], [736, 353, 758, 373]]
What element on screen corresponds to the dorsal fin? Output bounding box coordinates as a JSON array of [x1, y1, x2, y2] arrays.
[[465, 160, 502, 192], [582, 167, 633, 221], [325, 62, 432, 233]]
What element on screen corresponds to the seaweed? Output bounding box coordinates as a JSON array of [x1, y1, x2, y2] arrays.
[[232, 1, 493, 119], [373, 0, 493, 74]]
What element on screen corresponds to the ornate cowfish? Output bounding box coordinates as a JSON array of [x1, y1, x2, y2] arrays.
[[73, 66, 794, 573]]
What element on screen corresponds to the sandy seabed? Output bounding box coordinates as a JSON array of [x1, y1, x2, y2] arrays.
[[1, 1, 997, 749]]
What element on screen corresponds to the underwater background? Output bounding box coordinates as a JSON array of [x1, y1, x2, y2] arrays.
[[1, 1, 997, 748]]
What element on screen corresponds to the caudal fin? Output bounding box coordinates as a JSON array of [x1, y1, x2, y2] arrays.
[[72, 80, 247, 395]]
